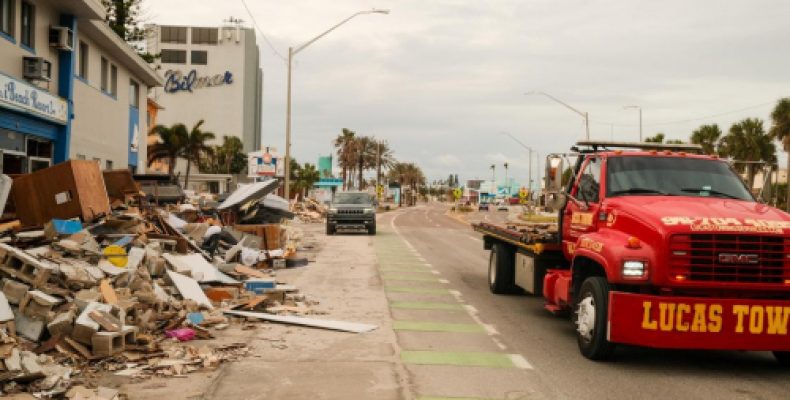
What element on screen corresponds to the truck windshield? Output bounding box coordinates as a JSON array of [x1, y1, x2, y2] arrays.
[[334, 193, 371, 204], [606, 156, 754, 201]]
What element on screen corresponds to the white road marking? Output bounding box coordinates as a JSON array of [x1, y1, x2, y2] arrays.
[[482, 324, 499, 335], [509, 354, 533, 370], [431, 270, 441, 275], [439, 278, 449, 284], [492, 337, 508, 350]]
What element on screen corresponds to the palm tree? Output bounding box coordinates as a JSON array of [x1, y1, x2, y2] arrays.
[[295, 163, 321, 198], [719, 118, 776, 189], [182, 120, 215, 189], [354, 136, 376, 190], [768, 98, 790, 210], [219, 136, 244, 174], [147, 123, 188, 177], [374, 139, 396, 189], [334, 128, 357, 190], [690, 124, 722, 155]]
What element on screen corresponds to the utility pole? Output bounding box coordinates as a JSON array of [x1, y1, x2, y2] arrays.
[[376, 140, 381, 196], [504, 162, 509, 195]]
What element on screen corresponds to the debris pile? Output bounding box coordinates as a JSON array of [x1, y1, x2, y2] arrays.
[[292, 198, 327, 223], [0, 161, 342, 397]]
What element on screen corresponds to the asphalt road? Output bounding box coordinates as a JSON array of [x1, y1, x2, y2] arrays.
[[382, 202, 790, 400]]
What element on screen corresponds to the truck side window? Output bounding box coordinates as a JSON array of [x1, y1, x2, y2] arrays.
[[578, 157, 601, 203]]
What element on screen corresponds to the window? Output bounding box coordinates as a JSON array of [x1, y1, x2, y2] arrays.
[[191, 27, 218, 45], [100, 57, 108, 92], [110, 64, 117, 96], [76, 154, 86, 160], [105, 160, 113, 170], [190, 50, 207, 65], [129, 80, 139, 107], [577, 157, 601, 203], [78, 41, 88, 79], [20, 1, 33, 48], [1, 0, 14, 38], [160, 49, 186, 64], [160, 26, 186, 44]]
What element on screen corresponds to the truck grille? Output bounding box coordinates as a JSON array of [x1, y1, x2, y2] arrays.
[[669, 234, 789, 284], [338, 209, 363, 215]]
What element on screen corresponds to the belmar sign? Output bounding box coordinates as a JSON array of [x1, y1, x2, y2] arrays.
[[0, 72, 68, 124], [164, 69, 233, 94]]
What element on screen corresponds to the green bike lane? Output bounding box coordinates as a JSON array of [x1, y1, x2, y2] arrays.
[[375, 212, 546, 400]]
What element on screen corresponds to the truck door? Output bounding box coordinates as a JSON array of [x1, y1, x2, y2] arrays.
[[562, 156, 602, 259]]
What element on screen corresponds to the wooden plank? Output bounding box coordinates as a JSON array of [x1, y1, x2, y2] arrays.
[[89, 310, 122, 332], [99, 279, 118, 305], [234, 265, 270, 279], [223, 310, 377, 333]]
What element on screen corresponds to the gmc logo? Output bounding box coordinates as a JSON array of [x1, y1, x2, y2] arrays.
[[718, 253, 759, 265]]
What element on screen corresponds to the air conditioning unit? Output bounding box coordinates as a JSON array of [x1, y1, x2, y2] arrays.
[[49, 26, 74, 51], [23, 57, 52, 81]]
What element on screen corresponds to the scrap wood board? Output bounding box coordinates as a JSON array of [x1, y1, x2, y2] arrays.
[[223, 310, 377, 333]]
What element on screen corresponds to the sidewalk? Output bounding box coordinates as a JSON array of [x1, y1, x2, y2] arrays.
[[118, 221, 408, 399]]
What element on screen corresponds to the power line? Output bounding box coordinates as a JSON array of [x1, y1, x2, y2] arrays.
[[240, 0, 288, 63]]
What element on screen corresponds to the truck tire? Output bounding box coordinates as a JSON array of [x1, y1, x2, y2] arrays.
[[773, 351, 790, 366], [326, 224, 335, 235], [488, 243, 515, 294], [368, 225, 377, 235], [575, 276, 615, 360]]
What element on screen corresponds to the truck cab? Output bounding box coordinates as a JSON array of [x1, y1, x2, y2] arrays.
[[476, 141, 790, 362]]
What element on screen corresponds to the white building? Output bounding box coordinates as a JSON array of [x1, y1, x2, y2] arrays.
[[145, 21, 263, 154], [0, 0, 162, 174]]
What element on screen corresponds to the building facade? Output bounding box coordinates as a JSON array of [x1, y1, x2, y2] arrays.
[[145, 22, 262, 155], [0, 0, 161, 174]]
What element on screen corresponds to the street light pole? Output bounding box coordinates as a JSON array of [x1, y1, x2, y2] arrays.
[[504, 162, 509, 195], [525, 91, 590, 140], [624, 105, 642, 142], [283, 9, 390, 200], [499, 131, 534, 193]]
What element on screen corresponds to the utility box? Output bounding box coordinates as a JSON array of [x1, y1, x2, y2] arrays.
[[11, 160, 110, 226]]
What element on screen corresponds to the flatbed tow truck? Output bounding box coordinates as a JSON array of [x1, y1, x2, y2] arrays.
[[474, 141, 790, 362]]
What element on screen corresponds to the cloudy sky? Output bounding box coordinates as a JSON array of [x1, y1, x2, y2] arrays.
[[145, 0, 790, 187]]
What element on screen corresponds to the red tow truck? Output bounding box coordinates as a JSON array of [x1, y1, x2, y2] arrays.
[[474, 141, 790, 362]]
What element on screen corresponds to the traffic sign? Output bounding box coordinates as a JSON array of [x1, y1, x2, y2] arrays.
[[519, 188, 529, 199], [453, 188, 462, 200]]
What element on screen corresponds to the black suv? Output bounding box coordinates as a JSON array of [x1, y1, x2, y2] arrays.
[[326, 192, 376, 235]]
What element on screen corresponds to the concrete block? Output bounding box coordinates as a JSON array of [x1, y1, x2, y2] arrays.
[[121, 325, 137, 346], [19, 290, 62, 321], [47, 310, 76, 337], [20, 350, 42, 374], [12, 307, 45, 341], [2, 279, 30, 304], [4, 347, 21, 371], [73, 289, 101, 311], [91, 331, 123, 358], [72, 302, 112, 346]]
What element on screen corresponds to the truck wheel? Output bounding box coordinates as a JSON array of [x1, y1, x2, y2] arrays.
[[575, 276, 615, 360], [368, 225, 376, 235], [326, 225, 335, 235], [488, 243, 515, 294], [773, 351, 790, 366]]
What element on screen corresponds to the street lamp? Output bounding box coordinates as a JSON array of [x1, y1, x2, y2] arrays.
[[284, 9, 390, 199], [499, 131, 537, 194], [623, 105, 642, 142], [525, 91, 590, 140]]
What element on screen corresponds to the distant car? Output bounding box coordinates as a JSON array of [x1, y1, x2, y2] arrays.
[[478, 203, 490, 211], [326, 192, 377, 235], [497, 202, 509, 211]]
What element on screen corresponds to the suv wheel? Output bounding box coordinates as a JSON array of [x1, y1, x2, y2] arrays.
[[326, 224, 335, 235]]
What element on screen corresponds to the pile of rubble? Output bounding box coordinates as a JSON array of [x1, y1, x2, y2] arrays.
[[292, 197, 327, 224], [0, 160, 368, 398]]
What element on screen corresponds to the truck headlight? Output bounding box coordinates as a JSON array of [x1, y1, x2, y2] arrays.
[[329, 207, 338, 214], [363, 208, 375, 214], [622, 260, 647, 279]]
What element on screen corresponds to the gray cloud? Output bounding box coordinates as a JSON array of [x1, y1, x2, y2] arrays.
[[146, 0, 790, 185]]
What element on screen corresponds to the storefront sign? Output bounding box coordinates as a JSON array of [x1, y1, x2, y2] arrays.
[[164, 69, 233, 93], [0, 73, 68, 124]]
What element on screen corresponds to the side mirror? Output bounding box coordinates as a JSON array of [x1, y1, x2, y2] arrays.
[[545, 155, 564, 193], [544, 154, 565, 210]]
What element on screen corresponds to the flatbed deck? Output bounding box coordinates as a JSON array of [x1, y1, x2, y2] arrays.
[[473, 222, 562, 255]]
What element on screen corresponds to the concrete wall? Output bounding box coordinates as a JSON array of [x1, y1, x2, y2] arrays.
[[147, 24, 261, 154], [70, 32, 148, 172], [0, 1, 62, 100]]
